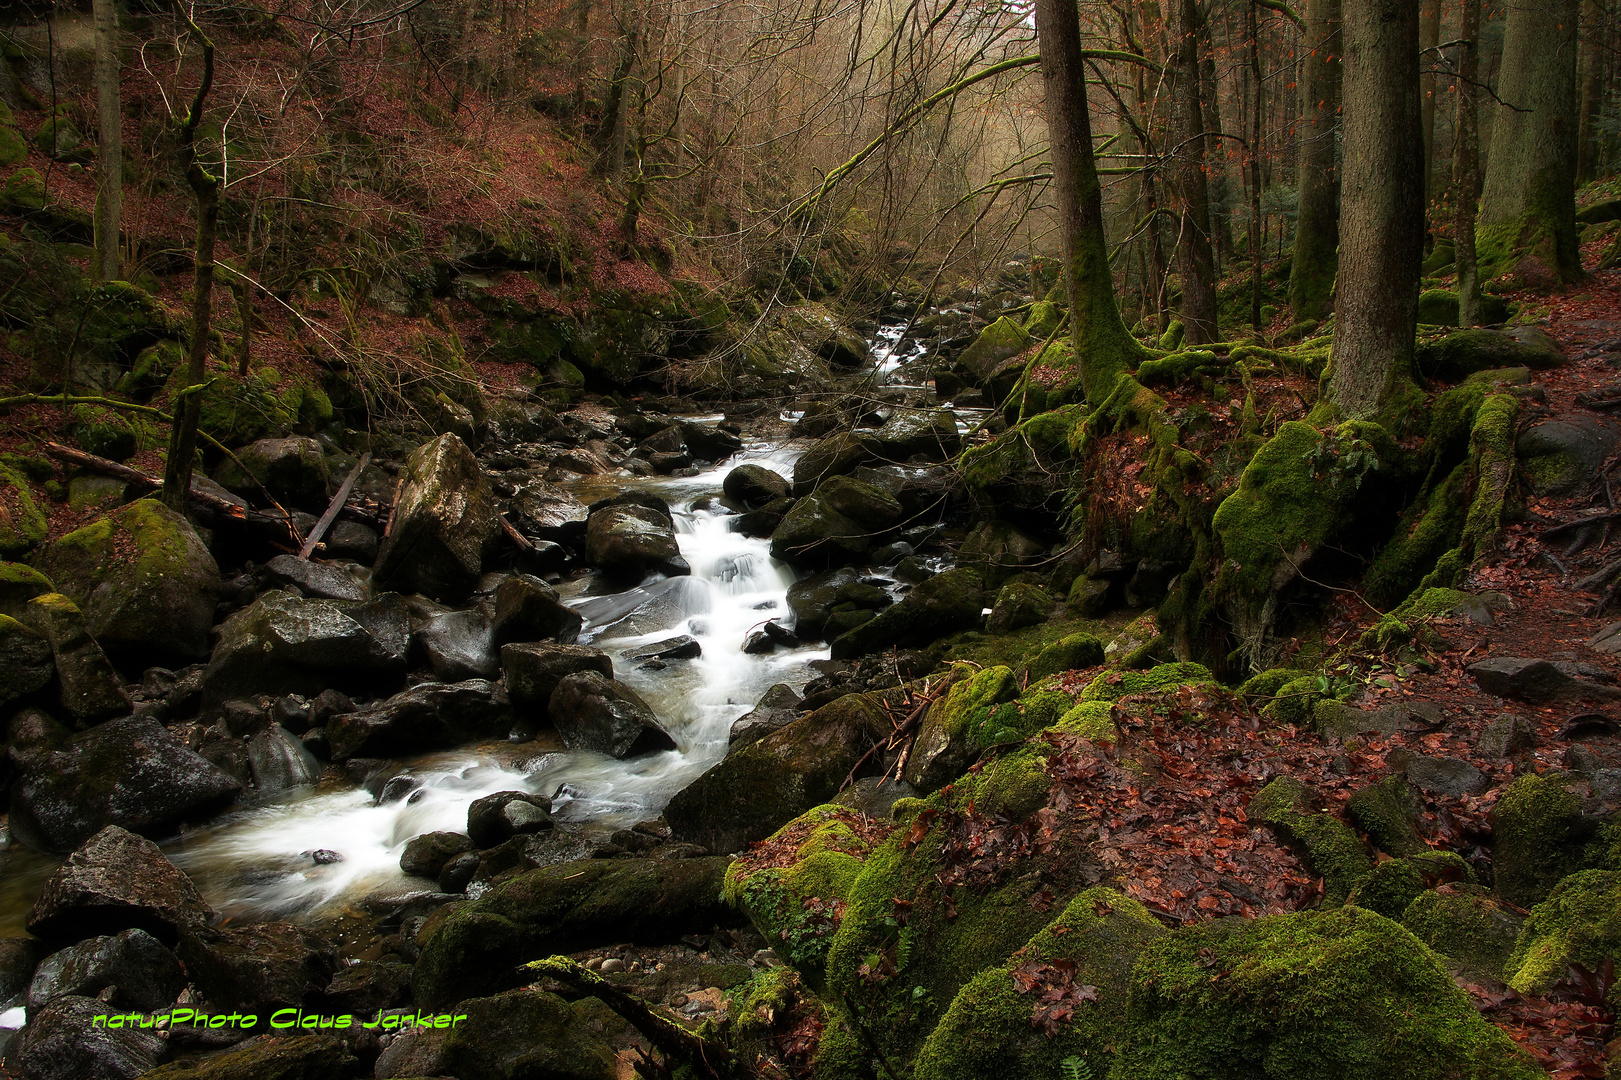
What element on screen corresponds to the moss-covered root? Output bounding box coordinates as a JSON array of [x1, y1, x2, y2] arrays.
[[1503, 870, 1621, 1006], [1248, 777, 1373, 906], [912, 888, 1165, 1080], [1111, 908, 1546, 1080]]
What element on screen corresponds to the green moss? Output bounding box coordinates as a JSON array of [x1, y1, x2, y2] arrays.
[[1345, 852, 1474, 918], [1490, 773, 1597, 909], [0, 464, 47, 557], [1401, 884, 1524, 984], [1346, 777, 1427, 858], [958, 316, 1032, 377], [1021, 301, 1064, 340], [913, 888, 1164, 1080], [1023, 632, 1104, 682], [1157, 320, 1185, 351], [1054, 700, 1117, 744], [1112, 908, 1545, 1079], [0, 561, 54, 617], [931, 664, 1020, 743], [1077, 662, 1213, 703], [1503, 870, 1621, 1004], [1257, 675, 1326, 727], [1249, 777, 1373, 906], [1236, 667, 1308, 698]]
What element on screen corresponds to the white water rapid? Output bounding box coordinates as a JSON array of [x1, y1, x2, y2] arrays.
[[167, 439, 830, 921]]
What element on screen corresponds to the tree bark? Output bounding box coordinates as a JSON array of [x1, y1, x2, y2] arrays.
[[1248, 0, 1265, 330], [91, 0, 122, 282], [1453, 0, 1483, 328], [1327, 0, 1422, 420], [1576, 0, 1603, 183], [161, 9, 219, 517], [1477, 0, 1582, 288], [1288, 0, 1342, 325], [1033, 0, 1145, 403], [1418, 0, 1440, 203], [1169, 0, 1218, 345]]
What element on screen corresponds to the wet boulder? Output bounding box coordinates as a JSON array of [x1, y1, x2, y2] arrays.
[[628, 635, 701, 662], [501, 642, 614, 714], [728, 683, 804, 747], [583, 493, 689, 580], [414, 607, 499, 680], [769, 494, 871, 566], [12, 996, 165, 1080], [665, 692, 893, 854], [680, 421, 743, 462], [201, 592, 408, 709], [958, 520, 1048, 588], [27, 826, 214, 946], [723, 463, 791, 507], [325, 679, 514, 761], [491, 573, 582, 645], [177, 921, 337, 1013], [262, 554, 367, 602], [139, 1035, 357, 1080], [829, 567, 986, 660], [467, 790, 554, 847], [373, 433, 501, 601], [400, 831, 474, 880], [246, 724, 322, 794], [412, 856, 732, 1008], [548, 671, 676, 759], [792, 431, 876, 493], [505, 478, 589, 547], [11, 716, 241, 853], [20, 593, 130, 724], [34, 500, 222, 667], [27, 928, 185, 1013], [0, 614, 54, 710], [785, 568, 891, 640], [867, 409, 962, 461], [212, 436, 331, 510]]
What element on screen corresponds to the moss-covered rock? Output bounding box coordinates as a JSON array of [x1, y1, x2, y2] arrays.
[[1503, 869, 1621, 1004], [1258, 675, 1329, 727], [985, 581, 1054, 636], [138, 1034, 356, 1080], [1023, 631, 1104, 682], [0, 560, 55, 618], [1490, 773, 1600, 909], [902, 665, 1019, 791], [1235, 667, 1310, 699], [1053, 699, 1117, 744], [35, 499, 222, 668], [959, 407, 1086, 518], [1345, 851, 1474, 918], [1416, 327, 1565, 382], [913, 888, 1164, 1080], [411, 856, 732, 1009], [958, 316, 1032, 380], [665, 693, 894, 854], [1401, 884, 1524, 984], [1346, 776, 1427, 858], [1111, 907, 1544, 1079], [1415, 289, 1511, 327], [1077, 662, 1213, 704], [0, 462, 48, 558], [828, 567, 985, 660], [1248, 777, 1372, 906]]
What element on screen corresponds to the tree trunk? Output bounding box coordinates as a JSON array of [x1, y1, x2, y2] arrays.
[[91, 0, 121, 282], [1454, 0, 1483, 328], [1576, 0, 1603, 183], [1248, 0, 1264, 331], [1289, 0, 1342, 325], [571, 0, 592, 117], [1033, 0, 1145, 403], [1419, 0, 1440, 204], [1170, 0, 1218, 345], [1327, 0, 1422, 420], [161, 11, 219, 516], [1198, 17, 1235, 273], [1477, 0, 1582, 288]]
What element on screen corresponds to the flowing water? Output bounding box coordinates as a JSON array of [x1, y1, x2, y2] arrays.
[[164, 439, 831, 921]]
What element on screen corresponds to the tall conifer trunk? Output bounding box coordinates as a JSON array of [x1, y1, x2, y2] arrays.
[[1289, 0, 1342, 325]]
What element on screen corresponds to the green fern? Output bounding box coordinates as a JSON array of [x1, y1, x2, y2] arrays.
[[1060, 1056, 1093, 1080]]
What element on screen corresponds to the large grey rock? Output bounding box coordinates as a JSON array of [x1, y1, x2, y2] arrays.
[[1468, 656, 1621, 704], [0, 937, 42, 1002], [176, 921, 337, 1013], [584, 494, 689, 580], [785, 568, 890, 639], [548, 671, 676, 758], [491, 574, 581, 645], [467, 790, 553, 847], [829, 567, 986, 659], [1403, 756, 1490, 797], [768, 496, 869, 565], [501, 642, 613, 714], [27, 826, 213, 945], [373, 433, 501, 601], [201, 592, 408, 709], [680, 422, 743, 462], [414, 607, 499, 680], [400, 831, 474, 880], [27, 928, 185, 1013], [1518, 417, 1621, 496], [505, 479, 589, 546], [11, 716, 240, 852], [723, 464, 790, 507], [34, 500, 222, 667], [728, 683, 803, 746], [213, 436, 331, 509], [866, 409, 962, 461], [1477, 713, 1537, 757], [13, 996, 164, 1080], [263, 554, 367, 602], [19, 593, 129, 724], [325, 679, 514, 761], [246, 723, 322, 793]]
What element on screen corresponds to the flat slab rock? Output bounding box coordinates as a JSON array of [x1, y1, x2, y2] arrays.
[[1467, 656, 1621, 704]]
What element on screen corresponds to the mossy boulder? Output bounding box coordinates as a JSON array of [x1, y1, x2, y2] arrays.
[[1345, 851, 1474, 918], [1111, 907, 1544, 1079], [1248, 776, 1373, 906], [1503, 869, 1621, 1004], [1346, 776, 1427, 858], [902, 665, 1019, 791], [137, 1034, 356, 1080], [0, 613, 54, 710], [958, 316, 1031, 380], [1054, 699, 1118, 744], [1415, 289, 1511, 327], [769, 477, 902, 567], [411, 856, 732, 1009], [664, 693, 894, 854], [1489, 773, 1601, 909], [957, 520, 1048, 588], [0, 462, 48, 557], [792, 431, 876, 493], [1416, 327, 1566, 382], [828, 567, 985, 660], [959, 406, 1085, 518], [212, 436, 331, 510], [20, 592, 131, 724], [35, 500, 222, 668], [1077, 662, 1213, 704], [913, 888, 1165, 1080], [1023, 631, 1104, 682], [373, 433, 500, 601], [985, 581, 1054, 636], [1401, 883, 1524, 984]]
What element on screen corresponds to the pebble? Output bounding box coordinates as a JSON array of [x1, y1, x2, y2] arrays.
[[600, 958, 626, 973]]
